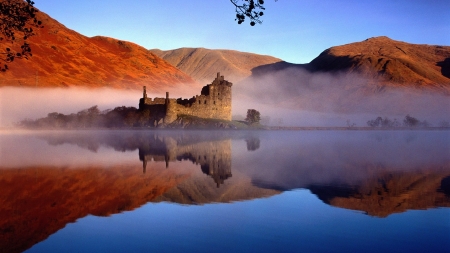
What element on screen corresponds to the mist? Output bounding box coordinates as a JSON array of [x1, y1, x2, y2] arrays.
[[233, 67, 450, 126], [1, 68, 449, 128], [0, 86, 197, 128]]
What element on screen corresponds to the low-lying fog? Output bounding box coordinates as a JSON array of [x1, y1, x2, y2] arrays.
[[1, 68, 449, 127], [234, 68, 450, 126], [1, 130, 448, 189]]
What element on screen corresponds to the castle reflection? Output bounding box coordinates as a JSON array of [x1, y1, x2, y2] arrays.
[[138, 134, 232, 187]]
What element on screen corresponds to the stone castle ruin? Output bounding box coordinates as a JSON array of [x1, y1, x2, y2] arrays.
[[139, 72, 232, 125]]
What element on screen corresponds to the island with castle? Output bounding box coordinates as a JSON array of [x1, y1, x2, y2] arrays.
[[139, 72, 232, 126]]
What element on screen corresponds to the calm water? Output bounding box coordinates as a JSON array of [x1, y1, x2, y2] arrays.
[[0, 130, 449, 253]]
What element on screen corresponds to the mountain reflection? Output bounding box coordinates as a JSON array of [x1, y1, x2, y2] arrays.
[[0, 130, 449, 252], [0, 131, 272, 253], [29, 130, 450, 215]]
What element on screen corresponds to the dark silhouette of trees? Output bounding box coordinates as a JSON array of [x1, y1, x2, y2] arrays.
[[230, 0, 277, 26], [245, 109, 261, 124], [367, 115, 434, 128], [438, 120, 450, 128], [0, 0, 43, 71], [403, 114, 420, 127], [17, 105, 152, 129], [367, 117, 400, 127]]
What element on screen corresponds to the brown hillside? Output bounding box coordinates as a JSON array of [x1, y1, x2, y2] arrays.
[[0, 11, 196, 91], [151, 47, 281, 83], [309, 36, 450, 89], [250, 37, 450, 91]]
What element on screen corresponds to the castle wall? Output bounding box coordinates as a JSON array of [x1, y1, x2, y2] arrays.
[[166, 83, 232, 122], [139, 73, 232, 125]]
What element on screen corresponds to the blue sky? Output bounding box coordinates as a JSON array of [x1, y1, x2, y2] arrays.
[[34, 0, 449, 63]]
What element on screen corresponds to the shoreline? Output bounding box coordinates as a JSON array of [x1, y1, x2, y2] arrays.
[[1, 126, 449, 132]]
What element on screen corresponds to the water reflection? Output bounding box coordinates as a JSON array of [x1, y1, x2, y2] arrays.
[[138, 134, 232, 187], [0, 130, 449, 252]]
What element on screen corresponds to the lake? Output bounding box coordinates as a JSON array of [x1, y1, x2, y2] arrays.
[[1, 130, 449, 253]]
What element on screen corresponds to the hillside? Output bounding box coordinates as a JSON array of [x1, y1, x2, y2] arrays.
[[251, 36, 450, 90], [0, 11, 196, 91], [238, 37, 450, 118], [309, 36, 450, 88], [151, 47, 282, 83]]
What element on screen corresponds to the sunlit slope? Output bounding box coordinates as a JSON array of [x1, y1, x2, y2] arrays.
[[251, 36, 450, 91], [0, 11, 197, 91], [309, 36, 450, 89], [151, 47, 282, 84]]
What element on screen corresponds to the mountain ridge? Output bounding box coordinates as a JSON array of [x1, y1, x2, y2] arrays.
[[250, 36, 450, 91], [150, 47, 282, 83], [0, 10, 197, 91]]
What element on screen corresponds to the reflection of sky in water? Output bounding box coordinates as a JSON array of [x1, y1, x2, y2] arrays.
[[1, 130, 448, 253], [27, 190, 450, 253]]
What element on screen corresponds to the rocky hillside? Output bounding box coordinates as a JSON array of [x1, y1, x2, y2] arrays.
[[150, 47, 281, 83], [0, 11, 196, 91]]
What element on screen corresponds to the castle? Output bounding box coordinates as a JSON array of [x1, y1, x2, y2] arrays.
[[139, 72, 232, 125]]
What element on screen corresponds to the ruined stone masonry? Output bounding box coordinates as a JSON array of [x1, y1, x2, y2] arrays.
[[139, 72, 232, 125]]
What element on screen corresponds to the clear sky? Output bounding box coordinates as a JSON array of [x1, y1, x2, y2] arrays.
[[34, 0, 449, 64]]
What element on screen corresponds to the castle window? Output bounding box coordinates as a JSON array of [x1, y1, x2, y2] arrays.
[[204, 100, 207, 104], [199, 100, 201, 104], [213, 101, 215, 105]]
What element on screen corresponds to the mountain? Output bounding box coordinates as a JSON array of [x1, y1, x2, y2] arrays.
[[309, 36, 450, 88], [238, 37, 450, 118], [251, 36, 450, 90], [150, 47, 282, 83], [0, 11, 196, 91]]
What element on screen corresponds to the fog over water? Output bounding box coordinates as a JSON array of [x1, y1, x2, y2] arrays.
[[234, 68, 450, 126], [0, 86, 194, 127], [1, 68, 449, 127]]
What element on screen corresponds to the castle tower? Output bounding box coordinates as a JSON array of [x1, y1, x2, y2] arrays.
[[209, 72, 232, 121]]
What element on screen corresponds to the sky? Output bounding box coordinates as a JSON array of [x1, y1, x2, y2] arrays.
[[33, 0, 450, 64]]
